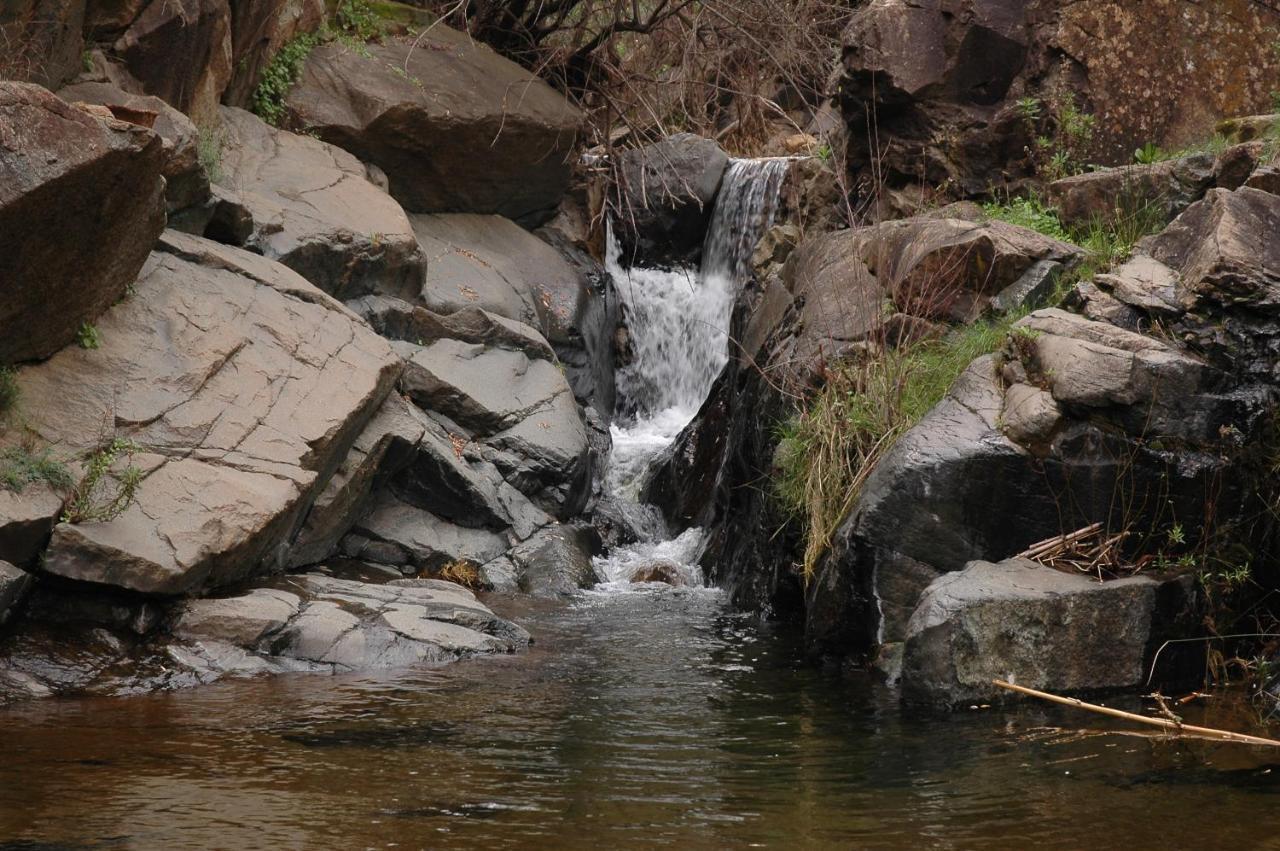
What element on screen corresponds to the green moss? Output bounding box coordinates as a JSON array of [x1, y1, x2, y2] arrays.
[[0, 446, 73, 494], [76, 322, 100, 350]]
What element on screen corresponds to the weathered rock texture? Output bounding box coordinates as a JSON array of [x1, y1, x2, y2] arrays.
[[285, 30, 585, 225], [839, 0, 1280, 198], [0, 0, 86, 89], [2, 232, 400, 595], [207, 106, 427, 300], [900, 558, 1198, 705], [0, 82, 166, 364]]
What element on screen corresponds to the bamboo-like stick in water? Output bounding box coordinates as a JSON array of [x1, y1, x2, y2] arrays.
[[991, 680, 1280, 747]]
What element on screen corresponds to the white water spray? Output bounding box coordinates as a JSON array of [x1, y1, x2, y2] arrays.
[[595, 158, 791, 587]]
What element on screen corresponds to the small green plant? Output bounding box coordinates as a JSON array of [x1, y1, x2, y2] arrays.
[[81, 49, 93, 73], [1016, 96, 1042, 126], [982, 195, 1069, 241], [1134, 141, 1164, 164], [76, 322, 100, 350], [816, 143, 833, 163], [61, 438, 144, 524], [335, 0, 384, 42], [0, 446, 74, 494], [197, 126, 224, 184], [252, 32, 322, 126]]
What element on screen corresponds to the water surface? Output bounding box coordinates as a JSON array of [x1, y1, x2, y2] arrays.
[[3, 586, 1279, 850]]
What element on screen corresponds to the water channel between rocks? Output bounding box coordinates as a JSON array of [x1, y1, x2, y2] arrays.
[[4, 161, 1280, 850]]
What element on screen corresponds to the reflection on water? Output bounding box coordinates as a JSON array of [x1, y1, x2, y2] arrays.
[[2, 587, 1279, 850]]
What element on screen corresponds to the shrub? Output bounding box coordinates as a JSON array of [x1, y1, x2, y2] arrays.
[[61, 438, 144, 524], [252, 32, 322, 126], [335, 0, 384, 42], [0, 446, 73, 494], [197, 126, 224, 184], [775, 316, 1020, 579]]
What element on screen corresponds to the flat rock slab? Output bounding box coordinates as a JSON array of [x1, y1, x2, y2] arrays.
[[900, 558, 1188, 705], [6, 231, 400, 595], [285, 30, 583, 225], [213, 106, 426, 300], [171, 573, 528, 679], [0, 82, 166, 363]]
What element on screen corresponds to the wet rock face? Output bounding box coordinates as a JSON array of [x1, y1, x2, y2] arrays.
[[285, 29, 584, 226], [899, 558, 1200, 706], [614, 133, 730, 268], [0, 82, 166, 364], [839, 0, 1280, 195], [3, 232, 401, 595], [0, 562, 34, 626], [201, 106, 428, 301]]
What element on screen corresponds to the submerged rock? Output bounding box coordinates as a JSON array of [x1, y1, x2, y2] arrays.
[[0, 82, 166, 363], [285, 30, 584, 225], [900, 558, 1199, 705]]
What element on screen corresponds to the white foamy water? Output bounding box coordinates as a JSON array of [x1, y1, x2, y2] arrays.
[[594, 158, 792, 588]]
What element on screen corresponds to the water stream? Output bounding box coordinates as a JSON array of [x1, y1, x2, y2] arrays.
[[4, 160, 1278, 849]]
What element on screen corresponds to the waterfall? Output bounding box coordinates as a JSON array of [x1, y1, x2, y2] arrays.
[[595, 158, 791, 587]]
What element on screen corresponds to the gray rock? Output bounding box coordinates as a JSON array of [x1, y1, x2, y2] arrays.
[[1, 0, 86, 90], [1049, 154, 1216, 229], [11, 231, 400, 595], [349, 491, 509, 570], [900, 558, 1194, 705], [285, 30, 584, 225], [0, 83, 166, 363], [502, 525, 597, 598], [350, 296, 555, 361], [614, 133, 729, 267], [0, 562, 34, 625], [287, 393, 425, 568], [171, 573, 528, 679], [210, 106, 427, 301], [1000, 383, 1061, 446]]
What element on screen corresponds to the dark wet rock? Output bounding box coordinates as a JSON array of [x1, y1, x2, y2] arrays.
[[207, 107, 427, 301], [285, 31, 584, 225], [0, 562, 34, 625], [900, 558, 1200, 705], [614, 133, 729, 268], [1048, 155, 1215, 230], [5, 231, 400, 595], [58, 80, 210, 211], [0, 484, 65, 569], [0, 82, 166, 364], [501, 524, 597, 598], [166, 574, 529, 682]]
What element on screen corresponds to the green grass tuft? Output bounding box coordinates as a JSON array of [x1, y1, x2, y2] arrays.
[[0, 446, 74, 494]]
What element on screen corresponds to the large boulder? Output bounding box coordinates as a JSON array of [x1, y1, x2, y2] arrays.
[[170, 573, 529, 678], [57, 80, 211, 211], [613, 133, 729, 268], [285, 30, 585, 226], [0, 83, 166, 364], [900, 558, 1199, 705], [206, 106, 427, 300], [2, 232, 400, 595], [838, 0, 1280, 199], [1048, 154, 1216, 229]]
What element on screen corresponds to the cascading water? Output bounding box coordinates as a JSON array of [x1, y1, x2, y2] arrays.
[[594, 158, 791, 587]]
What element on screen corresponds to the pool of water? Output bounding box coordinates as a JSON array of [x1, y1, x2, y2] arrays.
[[3, 586, 1279, 850]]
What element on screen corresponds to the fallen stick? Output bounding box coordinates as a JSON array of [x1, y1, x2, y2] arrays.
[[991, 680, 1280, 747]]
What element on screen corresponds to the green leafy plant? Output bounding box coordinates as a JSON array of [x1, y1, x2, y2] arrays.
[[61, 438, 144, 524], [335, 0, 384, 42], [0, 446, 73, 494], [1134, 141, 1164, 164], [76, 322, 100, 350], [981, 195, 1069, 241], [1016, 96, 1042, 126], [252, 32, 322, 126]]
